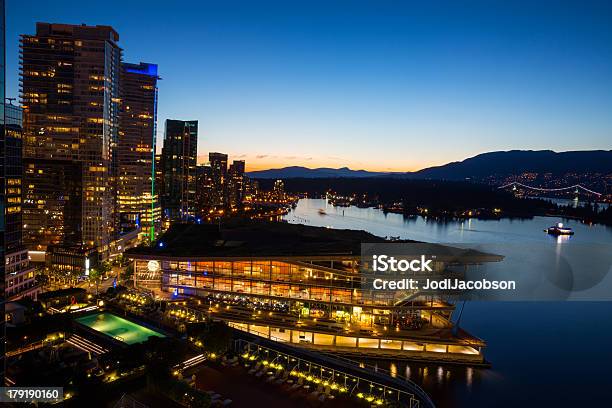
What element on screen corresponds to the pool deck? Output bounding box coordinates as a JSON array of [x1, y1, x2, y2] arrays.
[[73, 311, 167, 346]]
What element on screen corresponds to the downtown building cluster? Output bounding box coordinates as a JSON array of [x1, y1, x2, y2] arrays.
[[5, 21, 256, 301], [156, 125, 255, 224], [1, 22, 164, 300], [20, 23, 158, 256]]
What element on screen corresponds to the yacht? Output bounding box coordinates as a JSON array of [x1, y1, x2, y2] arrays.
[[546, 222, 574, 236]]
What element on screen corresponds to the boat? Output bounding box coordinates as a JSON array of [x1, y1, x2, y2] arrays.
[[545, 222, 574, 236], [317, 209, 326, 215]]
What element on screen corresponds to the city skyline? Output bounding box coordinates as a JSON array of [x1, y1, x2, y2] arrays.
[[6, 1, 612, 171]]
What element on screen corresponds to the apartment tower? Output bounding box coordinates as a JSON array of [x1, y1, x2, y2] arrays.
[[20, 23, 121, 251]]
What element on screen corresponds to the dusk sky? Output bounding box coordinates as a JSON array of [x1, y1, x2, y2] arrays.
[[7, 1, 612, 171]]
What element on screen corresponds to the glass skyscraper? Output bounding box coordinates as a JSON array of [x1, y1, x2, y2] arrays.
[[117, 62, 161, 240], [160, 119, 198, 221]]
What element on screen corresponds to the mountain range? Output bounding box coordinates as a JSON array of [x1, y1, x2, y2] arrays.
[[246, 150, 612, 180]]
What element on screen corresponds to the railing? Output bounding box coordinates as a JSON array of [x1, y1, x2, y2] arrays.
[[6, 340, 46, 357], [113, 393, 149, 408], [233, 338, 435, 408]]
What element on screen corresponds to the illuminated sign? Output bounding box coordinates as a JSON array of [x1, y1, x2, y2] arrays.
[[147, 260, 160, 272]]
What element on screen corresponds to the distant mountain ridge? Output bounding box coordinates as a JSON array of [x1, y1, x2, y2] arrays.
[[246, 150, 612, 180], [411, 150, 612, 180], [247, 166, 389, 179]]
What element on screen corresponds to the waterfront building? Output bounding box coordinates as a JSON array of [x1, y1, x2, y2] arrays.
[[160, 119, 198, 221], [20, 23, 122, 251], [117, 62, 160, 240], [208, 152, 228, 207], [128, 221, 491, 365]]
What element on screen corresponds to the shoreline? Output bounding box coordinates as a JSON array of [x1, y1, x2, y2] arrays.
[[324, 200, 612, 227]]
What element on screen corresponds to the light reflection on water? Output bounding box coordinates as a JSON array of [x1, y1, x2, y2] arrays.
[[390, 362, 397, 378], [285, 199, 612, 407]]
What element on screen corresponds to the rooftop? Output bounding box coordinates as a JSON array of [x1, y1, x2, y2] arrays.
[[127, 220, 393, 259], [127, 220, 502, 262]]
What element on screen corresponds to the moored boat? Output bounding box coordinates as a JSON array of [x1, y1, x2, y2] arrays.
[[545, 222, 574, 235]]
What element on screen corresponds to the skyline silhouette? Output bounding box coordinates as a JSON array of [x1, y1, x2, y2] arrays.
[[7, 0, 612, 171]]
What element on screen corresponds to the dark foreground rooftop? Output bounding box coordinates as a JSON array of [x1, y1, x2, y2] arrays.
[[128, 220, 391, 258], [127, 220, 503, 262]]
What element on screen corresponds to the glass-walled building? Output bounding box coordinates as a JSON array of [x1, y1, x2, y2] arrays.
[[117, 62, 160, 240], [160, 120, 198, 222], [128, 221, 490, 365]]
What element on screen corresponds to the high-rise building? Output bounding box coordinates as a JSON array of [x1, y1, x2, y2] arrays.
[[20, 23, 122, 251], [4, 104, 22, 251], [0, 0, 6, 383], [160, 119, 197, 221], [154, 153, 162, 197], [228, 159, 246, 207], [195, 163, 213, 211], [4, 103, 38, 301], [273, 179, 285, 200], [117, 62, 160, 240], [23, 159, 83, 249], [208, 152, 228, 207]]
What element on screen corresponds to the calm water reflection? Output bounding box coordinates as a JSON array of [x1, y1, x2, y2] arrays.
[[285, 199, 612, 407]]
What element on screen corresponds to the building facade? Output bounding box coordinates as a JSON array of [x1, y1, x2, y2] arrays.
[[117, 62, 160, 240], [128, 222, 488, 365], [4, 104, 39, 301], [160, 119, 198, 222], [195, 163, 213, 211], [0, 0, 6, 383], [208, 152, 228, 207], [20, 23, 122, 251], [227, 160, 246, 207]]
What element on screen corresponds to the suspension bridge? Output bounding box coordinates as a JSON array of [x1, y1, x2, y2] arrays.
[[498, 182, 602, 197]]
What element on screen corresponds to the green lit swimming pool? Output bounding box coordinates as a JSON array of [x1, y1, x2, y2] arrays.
[[75, 312, 165, 345]]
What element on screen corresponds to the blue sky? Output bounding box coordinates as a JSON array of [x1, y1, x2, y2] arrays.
[[7, 0, 612, 171]]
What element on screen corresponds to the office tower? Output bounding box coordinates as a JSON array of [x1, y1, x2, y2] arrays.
[[117, 62, 160, 240], [160, 119, 197, 221], [208, 152, 228, 207], [228, 160, 246, 207], [20, 23, 122, 251], [4, 103, 38, 301], [0, 0, 6, 384]]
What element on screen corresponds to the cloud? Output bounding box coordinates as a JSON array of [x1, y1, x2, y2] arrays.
[[256, 154, 268, 159]]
